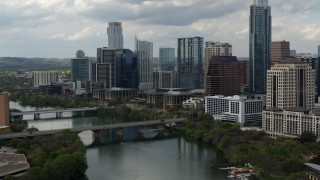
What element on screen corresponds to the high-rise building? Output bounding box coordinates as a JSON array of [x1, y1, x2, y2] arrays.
[[296, 53, 320, 98], [159, 47, 175, 71], [204, 42, 232, 91], [153, 70, 177, 89], [249, 0, 271, 93], [270, 41, 290, 65], [33, 71, 58, 88], [71, 50, 92, 83], [135, 37, 153, 90], [0, 93, 9, 127], [177, 37, 204, 90], [206, 56, 248, 96], [263, 61, 320, 138], [107, 22, 123, 49], [96, 48, 138, 89], [266, 60, 315, 111], [290, 50, 297, 57]]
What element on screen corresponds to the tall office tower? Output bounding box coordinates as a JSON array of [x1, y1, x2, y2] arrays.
[[270, 41, 290, 65], [204, 41, 232, 91], [0, 92, 9, 126], [159, 47, 175, 71], [266, 60, 315, 111], [116, 49, 139, 89], [107, 22, 123, 49], [71, 50, 92, 83], [249, 0, 271, 93], [76, 50, 85, 59], [153, 70, 177, 89], [206, 56, 248, 96], [177, 37, 204, 89], [296, 53, 320, 98], [263, 61, 318, 138], [290, 50, 297, 57], [96, 48, 138, 88], [33, 71, 58, 88], [135, 37, 153, 90]]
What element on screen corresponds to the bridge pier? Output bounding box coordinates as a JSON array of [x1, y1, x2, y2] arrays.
[[56, 112, 63, 119], [34, 114, 40, 120], [93, 130, 101, 139]]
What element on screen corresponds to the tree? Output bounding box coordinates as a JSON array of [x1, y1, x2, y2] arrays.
[[300, 132, 317, 143]]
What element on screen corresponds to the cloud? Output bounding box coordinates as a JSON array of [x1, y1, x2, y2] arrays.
[[0, 0, 320, 58], [50, 26, 93, 41]]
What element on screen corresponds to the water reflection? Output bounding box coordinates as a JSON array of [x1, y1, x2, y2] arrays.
[[86, 137, 229, 180]]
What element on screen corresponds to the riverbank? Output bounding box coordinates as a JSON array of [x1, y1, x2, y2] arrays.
[[1, 130, 88, 180], [181, 120, 320, 180]]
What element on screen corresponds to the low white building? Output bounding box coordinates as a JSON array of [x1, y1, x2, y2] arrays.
[[205, 95, 263, 126], [182, 97, 204, 110]]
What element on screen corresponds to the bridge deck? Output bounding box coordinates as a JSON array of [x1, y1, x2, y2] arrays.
[[0, 118, 186, 140], [11, 108, 98, 116]]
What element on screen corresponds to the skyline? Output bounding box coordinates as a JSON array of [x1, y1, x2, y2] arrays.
[[0, 0, 320, 58]]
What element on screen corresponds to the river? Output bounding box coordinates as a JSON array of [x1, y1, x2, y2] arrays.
[[9, 101, 229, 180]]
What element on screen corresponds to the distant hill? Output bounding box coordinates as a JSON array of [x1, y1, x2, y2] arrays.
[[0, 57, 71, 71]]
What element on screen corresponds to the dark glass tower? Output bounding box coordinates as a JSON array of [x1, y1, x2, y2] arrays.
[[249, 0, 271, 93], [177, 37, 204, 89]]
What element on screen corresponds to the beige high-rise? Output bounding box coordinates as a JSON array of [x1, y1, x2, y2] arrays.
[[270, 41, 290, 66], [266, 60, 315, 111], [0, 93, 9, 126]]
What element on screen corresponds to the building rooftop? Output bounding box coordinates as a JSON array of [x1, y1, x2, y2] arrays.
[[264, 107, 283, 112], [0, 153, 30, 178], [305, 163, 320, 172], [277, 59, 305, 64], [286, 107, 309, 113]]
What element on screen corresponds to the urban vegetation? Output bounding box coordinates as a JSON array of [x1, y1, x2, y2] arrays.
[[97, 106, 213, 122], [2, 130, 88, 180], [10, 93, 92, 108], [181, 119, 319, 180]]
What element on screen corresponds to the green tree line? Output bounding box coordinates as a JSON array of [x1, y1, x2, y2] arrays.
[[181, 120, 320, 180], [10, 93, 91, 108], [3, 130, 88, 180]]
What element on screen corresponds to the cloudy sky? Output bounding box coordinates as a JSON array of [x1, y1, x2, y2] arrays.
[[0, 0, 320, 58]]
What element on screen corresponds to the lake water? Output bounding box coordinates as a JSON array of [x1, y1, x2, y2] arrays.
[[9, 101, 229, 180]]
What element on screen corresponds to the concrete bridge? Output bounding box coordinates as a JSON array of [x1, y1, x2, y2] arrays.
[[11, 108, 98, 120], [0, 118, 186, 140]]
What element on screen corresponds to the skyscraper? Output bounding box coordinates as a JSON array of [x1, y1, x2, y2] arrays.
[[135, 36, 153, 90], [249, 0, 271, 93], [270, 41, 290, 65], [206, 56, 248, 96], [71, 50, 92, 83], [266, 60, 315, 111], [204, 41, 232, 91], [159, 47, 175, 71], [177, 37, 204, 89], [96, 48, 138, 88], [107, 22, 123, 49], [263, 61, 318, 138]]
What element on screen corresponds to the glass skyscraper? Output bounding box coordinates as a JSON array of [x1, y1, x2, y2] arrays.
[[135, 36, 153, 90], [159, 47, 175, 71], [71, 50, 92, 83], [107, 22, 123, 49], [249, 0, 271, 93], [177, 37, 204, 89]]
